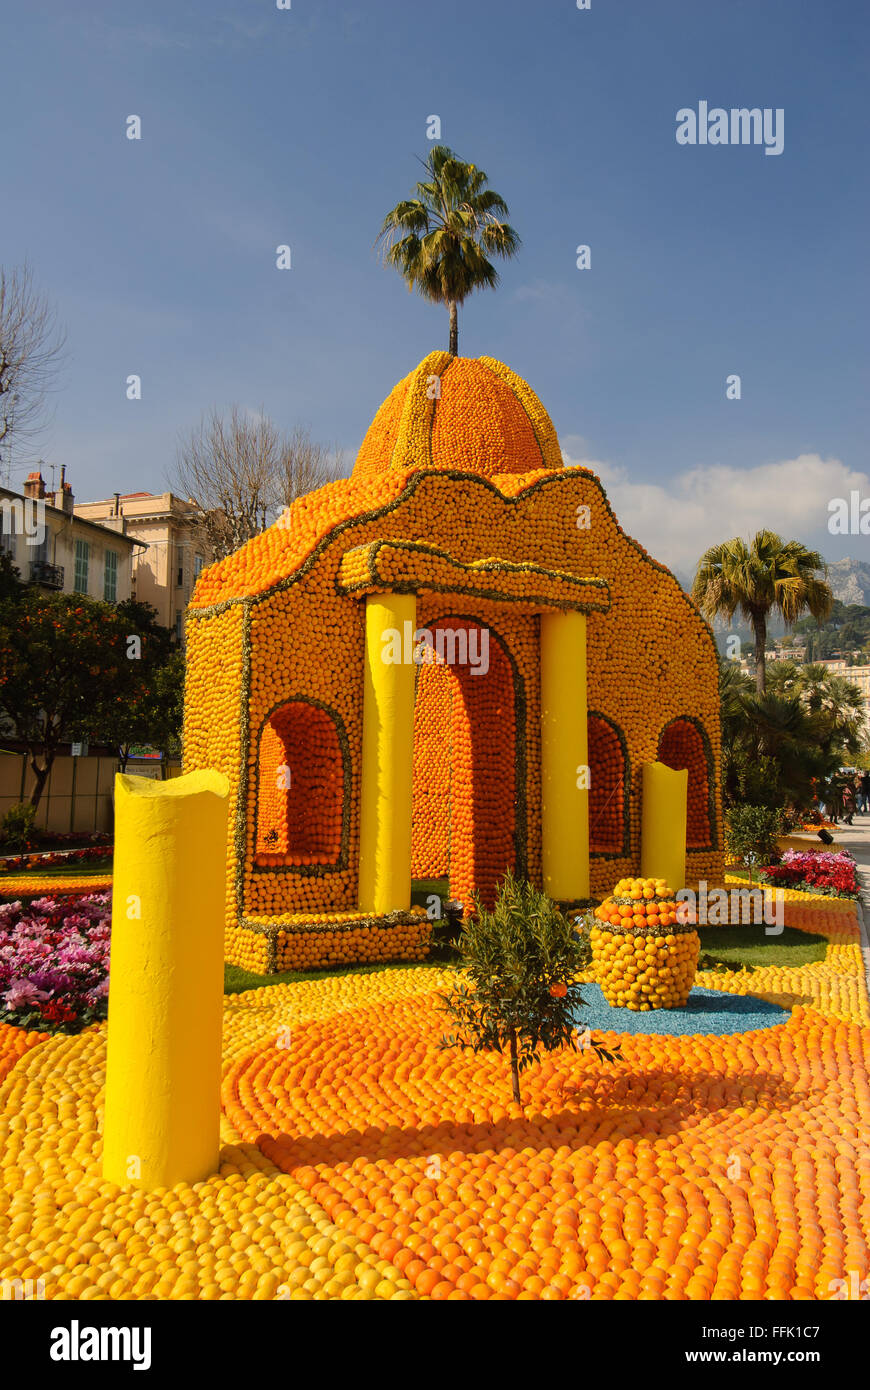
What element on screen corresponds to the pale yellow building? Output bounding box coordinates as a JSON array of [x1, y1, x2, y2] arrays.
[[75, 490, 211, 639], [0, 469, 138, 603]]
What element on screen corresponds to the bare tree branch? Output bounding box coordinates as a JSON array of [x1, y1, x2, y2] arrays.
[[0, 263, 67, 463], [170, 406, 342, 561]]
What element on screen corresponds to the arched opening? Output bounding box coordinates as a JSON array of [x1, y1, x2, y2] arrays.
[[254, 701, 346, 866], [658, 717, 714, 849], [411, 617, 522, 908], [588, 713, 629, 854]]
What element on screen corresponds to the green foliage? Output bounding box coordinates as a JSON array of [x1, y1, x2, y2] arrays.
[[0, 800, 37, 851], [438, 871, 618, 1104], [0, 591, 180, 804], [103, 603, 184, 770], [724, 805, 784, 877], [378, 145, 520, 355], [718, 656, 865, 814], [0, 552, 23, 602], [694, 532, 832, 691]]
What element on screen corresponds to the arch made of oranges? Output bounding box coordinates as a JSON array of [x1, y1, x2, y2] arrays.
[[657, 716, 718, 851], [587, 712, 631, 858], [410, 612, 525, 910], [253, 698, 351, 869], [184, 352, 725, 967]]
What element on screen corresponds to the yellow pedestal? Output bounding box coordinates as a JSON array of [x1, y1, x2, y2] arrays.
[[358, 594, 416, 914], [641, 761, 688, 890], [103, 770, 229, 1189], [540, 610, 589, 900]]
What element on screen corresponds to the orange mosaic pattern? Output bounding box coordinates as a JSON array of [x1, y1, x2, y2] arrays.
[[184, 354, 723, 967], [588, 715, 628, 855], [0, 1020, 45, 1086], [220, 967, 870, 1301], [658, 717, 714, 850], [254, 703, 345, 866]]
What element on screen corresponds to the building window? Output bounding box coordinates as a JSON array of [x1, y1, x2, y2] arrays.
[[175, 610, 183, 641], [193, 554, 205, 580], [104, 549, 118, 603], [74, 539, 89, 594]]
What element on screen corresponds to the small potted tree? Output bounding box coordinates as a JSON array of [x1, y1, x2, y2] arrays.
[[724, 805, 784, 883], [438, 870, 618, 1105]]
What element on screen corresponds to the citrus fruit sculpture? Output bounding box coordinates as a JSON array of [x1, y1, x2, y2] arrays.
[[590, 876, 700, 1011]]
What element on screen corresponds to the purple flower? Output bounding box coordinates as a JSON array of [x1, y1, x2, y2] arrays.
[[3, 978, 50, 1010]]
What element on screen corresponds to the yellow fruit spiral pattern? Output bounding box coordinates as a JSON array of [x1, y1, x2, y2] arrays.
[[0, 874, 112, 898], [1, 938, 866, 1302]]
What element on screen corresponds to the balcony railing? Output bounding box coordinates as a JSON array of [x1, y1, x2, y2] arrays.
[[29, 561, 64, 589]]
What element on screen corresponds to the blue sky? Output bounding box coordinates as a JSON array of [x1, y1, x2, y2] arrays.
[[3, 0, 869, 573]]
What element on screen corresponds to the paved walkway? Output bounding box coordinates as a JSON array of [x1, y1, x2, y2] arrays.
[[814, 819, 870, 999]]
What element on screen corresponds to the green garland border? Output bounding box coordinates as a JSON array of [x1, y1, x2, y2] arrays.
[[248, 695, 352, 877], [657, 713, 720, 852], [338, 537, 611, 613], [238, 908, 432, 974], [587, 709, 631, 859]]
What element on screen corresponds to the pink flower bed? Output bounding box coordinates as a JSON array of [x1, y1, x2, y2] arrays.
[[0, 846, 113, 873], [0, 892, 111, 1033], [760, 850, 860, 899]]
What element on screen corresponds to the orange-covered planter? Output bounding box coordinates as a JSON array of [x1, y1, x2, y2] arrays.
[[591, 877, 700, 1010]]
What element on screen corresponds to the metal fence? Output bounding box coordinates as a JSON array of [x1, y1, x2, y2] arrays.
[[0, 753, 181, 835]]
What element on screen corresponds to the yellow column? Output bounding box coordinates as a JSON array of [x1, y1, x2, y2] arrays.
[[358, 593, 416, 914], [540, 610, 589, 900], [641, 760, 688, 889], [103, 769, 229, 1189]]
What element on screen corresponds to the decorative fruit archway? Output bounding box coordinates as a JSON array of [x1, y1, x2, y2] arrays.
[[588, 712, 630, 856], [658, 716, 716, 849], [410, 616, 523, 908], [253, 699, 349, 867]]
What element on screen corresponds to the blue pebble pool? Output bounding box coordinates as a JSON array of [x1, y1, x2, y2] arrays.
[[572, 983, 790, 1037]]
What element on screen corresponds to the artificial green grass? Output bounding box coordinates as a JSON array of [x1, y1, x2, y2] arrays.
[[410, 877, 450, 910], [696, 924, 826, 969]]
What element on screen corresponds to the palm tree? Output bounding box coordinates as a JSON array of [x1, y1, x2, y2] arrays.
[[693, 532, 832, 695], [378, 145, 521, 357]]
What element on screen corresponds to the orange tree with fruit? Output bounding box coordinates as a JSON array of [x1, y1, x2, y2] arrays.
[[439, 872, 620, 1103]]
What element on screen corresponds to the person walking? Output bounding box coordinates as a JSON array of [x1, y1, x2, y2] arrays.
[[843, 781, 856, 826], [859, 770, 870, 814]]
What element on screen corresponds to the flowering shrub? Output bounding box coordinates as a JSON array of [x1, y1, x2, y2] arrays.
[[0, 846, 113, 873], [0, 892, 110, 1033], [759, 850, 860, 899]]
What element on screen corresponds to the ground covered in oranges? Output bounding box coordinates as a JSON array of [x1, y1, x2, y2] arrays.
[[1, 893, 868, 1302]]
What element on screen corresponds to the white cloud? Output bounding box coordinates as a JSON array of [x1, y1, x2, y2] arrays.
[[513, 280, 571, 306], [560, 438, 870, 574]]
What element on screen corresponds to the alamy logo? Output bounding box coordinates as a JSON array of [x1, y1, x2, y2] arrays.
[[381, 621, 489, 675], [49, 1321, 151, 1371], [676, 102, 784, 156], [828, 491, 870, 535], [1, 1276, 45, 1299], [0, 496, 46, 545]]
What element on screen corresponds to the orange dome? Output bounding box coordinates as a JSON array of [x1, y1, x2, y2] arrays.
[[353, 351, 564, 481]]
